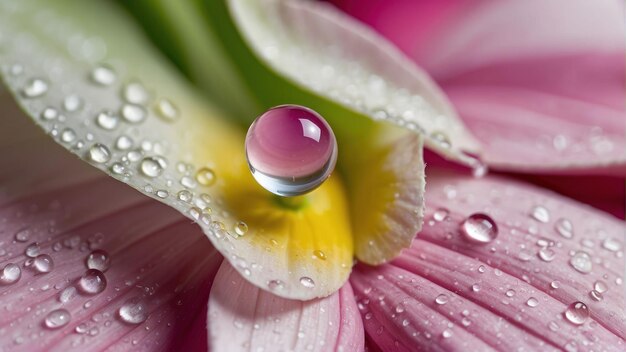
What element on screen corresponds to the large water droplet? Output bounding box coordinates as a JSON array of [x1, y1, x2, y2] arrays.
[[33, 254, 54, 273], [530, 206, 550, 223], [460, 213, 498, 244], [526, 297, 539, 307], [195, 167, 216, 186], [563, 301, 589, 325], [61, 128, 77, 143], [91, 65, 116, 86], [299, 276, 315, 288], [86, 250, 111, 272], [59, 286, 77, 303], [115, 135, 134, 150], [0, 263, 21, 284], [245, 105, 337, 196], [538, 247, 556, 262], [570, 251, 592, 274], [234, 221, 248, 236], [78, 269, 107, 294], [96, 111, 119, 130], [22, 78, 48, 98], [89, 144, 111, 164], [555, 218, 573, 239], [435, 294, 448, 305], [594, 280, 608, 293], [44, 309, 71, 329], [25, 242, 40, 257], [118, 297, 148, 324], [140, 156, 167, 178], [123, 82, 150, 104], [121, 104, 147, 124], [15, 227, 31, 242]]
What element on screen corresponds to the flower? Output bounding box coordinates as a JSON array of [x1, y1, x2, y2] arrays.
[[0, 0, 623, 351]]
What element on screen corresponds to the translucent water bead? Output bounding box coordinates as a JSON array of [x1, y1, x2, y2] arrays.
[[245, 105, 338, 196]]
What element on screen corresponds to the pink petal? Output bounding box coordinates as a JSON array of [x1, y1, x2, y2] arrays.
[[351, 169, 625, 351], [332, 0, 626, 174], [0, 93, 222, 350], [207, 262, 364, 351]]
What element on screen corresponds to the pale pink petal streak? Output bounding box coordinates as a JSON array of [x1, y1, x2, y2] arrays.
[[207, 262, 364, 352]]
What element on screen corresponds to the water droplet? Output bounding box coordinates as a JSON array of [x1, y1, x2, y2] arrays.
[[0, 263, 21, 284], [564, 301, 589, 325], [15, 228, 31, 242], [555, 218, 573, 239], [177, 190, 193, 203], [140, 156, 167, 178], [442, 329, 453, 338], [589, 290, 603, 301], [91, 65, 116, 86], [63, 94, 83, 112], [395, 304, 405, 313], [402, 319, 410, 327], [602, 237, 622, 252], [593, 280, 608, 293], [313, 250, 327, 260], [59, 286, 77, 303], [299, 276, 315, 288], [460, 213, 498, 244], [526, 297, 539, 307], [471, 283, 481, 292], [25, 242, 40, 257], [477, 265, 486, 273], [44, 309, 71, 329], [245, 105, 337, 196], [115, 135, 134, 150], [538, 247, 556, 262], [430, 131, 451, 149], [110, 162, 126, 175], [89, 144, 111, 164], [267, 279, 285, 291], [121, 104, 146, 124], [118, 297, 148, 324], [78, 269, 107, 294], [86, 250, 111, 272], [33, 254, 54, 273], [550, 280, 560, 289], [433, 208, 449, 222], [435, 294, 448, 305], [570, 251, 592, 274], [41, 107, 58, 120], [61, 128, 77, 143], [22, 78, 48, 98], [96, 111, 119, 130], [123, 82, 150, 104], [195, 167, 216, 186], [155, 98, 179, 121], [530, 206, 550, 223], [234, 221, 248, 236], [156, 190, 169, 198], [505, 289, 515, 297]]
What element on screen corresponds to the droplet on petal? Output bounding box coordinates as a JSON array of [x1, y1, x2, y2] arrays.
[[530, 206, 550, 223], [0, 263, 21, 284], [460, 213, 498, 244], [140, 156, 167, 178], [245, 105, 337, 196], [91, 65, 116, 86], [299, 276, 315, 288], [555, 218, 574, 238], [564, 301, 589, 325], [86, 250, 111, 272], [88, 144, 111, 164], [118, 297, 148, 324], [44, 309, 71, 329], [33, 254, 54, 273], [22, 78, 48, 98], [78, 269, 107, 294], [570, 251, 592, 274]]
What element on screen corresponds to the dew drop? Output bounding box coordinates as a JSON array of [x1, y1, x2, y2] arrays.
[[245, 105, 337, 196], [505, 289, 515, 297], [96, 111, 119, 130], [395, 304, 405, 313], [44, 309, 71, 329], [156, 190, 169, 198], [41, 107, 58, 120], [15, 228, 31, 242], [477, 265, 486, 273], [569, 251, 592, 274], [63, 94, 83, 112], [195, 167, 216, 186], [88, 144, 111, 164], [0, 263, 21, 284], [313, 250, 327, 260], [140, 156, 167, 178], [538, 247, 556, 262], [442, 329, 453, 339], [593, 280, 608, 293], [118, 297, 148, 324], [550, 280, 560, 289], [526, 297, 539, 307], [555, 218, 573, 239], [460, 213, 498, 244], [22, 78, 48, 98], [78, 269, 107, 294], [86, 250, 111, 272], [589, 290, 603, 302], [564, 301, 589, 325], [299, 276, 315, 288], [430, 131, 451, 149], [530, 206, 550, 223], [177, 190, 193, 203], [61, 128, 77, 143], [155, 98, 179, 121], [435, 294, 448, 305], [110, 163, 126, 175], [123, 82, 150, 104], [121, 104, 147, 124], [433, 208, 449, 222], [602, 237, 622, 252], [267, 279, 285, 291], [115, 135, 134, 150], [25, 242, 40, 257], [91, 65, 116, 86], [59, 286, 77, 303], [471, 283, 481, 292], [234, 221, 248, 236]]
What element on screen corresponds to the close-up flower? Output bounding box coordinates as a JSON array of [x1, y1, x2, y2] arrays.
[[0, 0, 623, 351]]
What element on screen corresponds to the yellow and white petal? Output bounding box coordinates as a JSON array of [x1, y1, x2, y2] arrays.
[[226, 0, 481, 166], [0, 0, 351, 300]]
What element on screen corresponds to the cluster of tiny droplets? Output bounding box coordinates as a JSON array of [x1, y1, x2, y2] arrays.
[[0, 1, 332, 298]]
